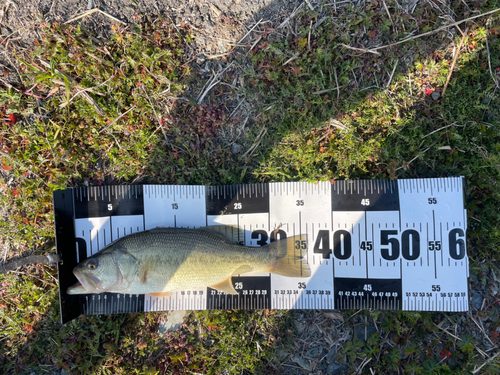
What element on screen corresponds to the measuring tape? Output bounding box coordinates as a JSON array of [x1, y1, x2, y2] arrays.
[[54, 177, 468, 323]]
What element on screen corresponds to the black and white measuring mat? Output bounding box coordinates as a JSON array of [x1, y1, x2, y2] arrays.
[[54, 177, 469, 323]]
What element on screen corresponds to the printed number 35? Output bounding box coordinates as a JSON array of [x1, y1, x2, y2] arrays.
[[295, 240, 307, 249]]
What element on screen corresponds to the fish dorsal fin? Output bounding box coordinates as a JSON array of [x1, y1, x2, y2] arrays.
[[199, 225, 245, 245], [147, 292, 173, 297], [148, 225, 245, 244], [210, 278, 238, 295]]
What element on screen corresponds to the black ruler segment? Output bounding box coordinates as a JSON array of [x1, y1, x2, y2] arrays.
[[334, 278, 402, 310], [331, 180, 399, 211], [53, 189, 81, 324], [80, 293, 145, 315], [74, 185, 144, 218], [206, 184, 269, 215], [206, 277, 270, 310]]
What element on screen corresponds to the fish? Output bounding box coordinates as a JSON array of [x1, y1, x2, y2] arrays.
[[66, 226, 311, 296]]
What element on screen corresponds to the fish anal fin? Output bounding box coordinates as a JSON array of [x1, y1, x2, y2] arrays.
[[147, 292, 173, 297], [210, 278, 238, 295], [232, 265, 253, 276]]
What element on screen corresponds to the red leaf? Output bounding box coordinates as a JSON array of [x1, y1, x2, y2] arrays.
[[439, 348, 452, 360], [12, 188, 19, 197], [1, 164, 12, 171]]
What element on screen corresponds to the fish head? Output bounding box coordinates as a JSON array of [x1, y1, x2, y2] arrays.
[[67, 248, 134, 294]]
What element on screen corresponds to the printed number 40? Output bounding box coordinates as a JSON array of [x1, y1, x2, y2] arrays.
[[361, 199, 370, 206]]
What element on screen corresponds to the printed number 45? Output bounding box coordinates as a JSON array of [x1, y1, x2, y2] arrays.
[[361, 199, 370, 206]]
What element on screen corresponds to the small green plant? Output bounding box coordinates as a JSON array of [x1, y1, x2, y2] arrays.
[[342, 338, 364, 363]]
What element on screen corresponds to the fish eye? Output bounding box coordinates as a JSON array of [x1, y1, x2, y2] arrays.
[[87, 259, 98, 270]]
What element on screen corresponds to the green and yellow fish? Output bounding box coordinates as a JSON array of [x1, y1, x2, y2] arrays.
[[67, 226, 311, 296]]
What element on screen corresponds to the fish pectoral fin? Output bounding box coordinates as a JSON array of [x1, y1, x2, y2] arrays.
[[210, 278, 239, 295], [139, 258, 153, 283], [147, 292, 173, 297]]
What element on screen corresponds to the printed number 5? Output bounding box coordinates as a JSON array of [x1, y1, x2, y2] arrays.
[[107, 204, 112, 211]]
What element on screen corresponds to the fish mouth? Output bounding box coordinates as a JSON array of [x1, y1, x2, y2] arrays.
[[66, 268, 102, 295]]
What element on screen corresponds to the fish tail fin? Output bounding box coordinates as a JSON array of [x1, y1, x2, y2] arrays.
[[267, 234, 311, 277]]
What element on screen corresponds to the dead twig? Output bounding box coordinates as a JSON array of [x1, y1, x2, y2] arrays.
[[313, 86, 344, 95], [442, 28, 468, 97], [59, 74, 115, 109], [197, 62, 234, 104], [473, 350, 500, 374], [334, 67, 340, 101], [278, 3, 305, 29], [386, 60, 398, 88], [98, 106, 136, 134], [341, 43, 381, 56], [206, 53, 231, 59], [242, 127, 267, 157], [468, 311, 497, 348], [395, 139, 439, 171], [246, 36, 262, 56], [282, 52, 300, 66], [64, 8, 125, 25], [38, 59, 106, 115], [0, 1, 12, 26], [419, 122, 460, 146], [485, 36, 500, 89], [140, 85, 168, 144], [237, 18, 263, 44], [373, 8, 500, 51], [382, 0, 393, 26]]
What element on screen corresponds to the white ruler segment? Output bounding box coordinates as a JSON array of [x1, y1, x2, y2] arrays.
[[65, 177, 468, 315]]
